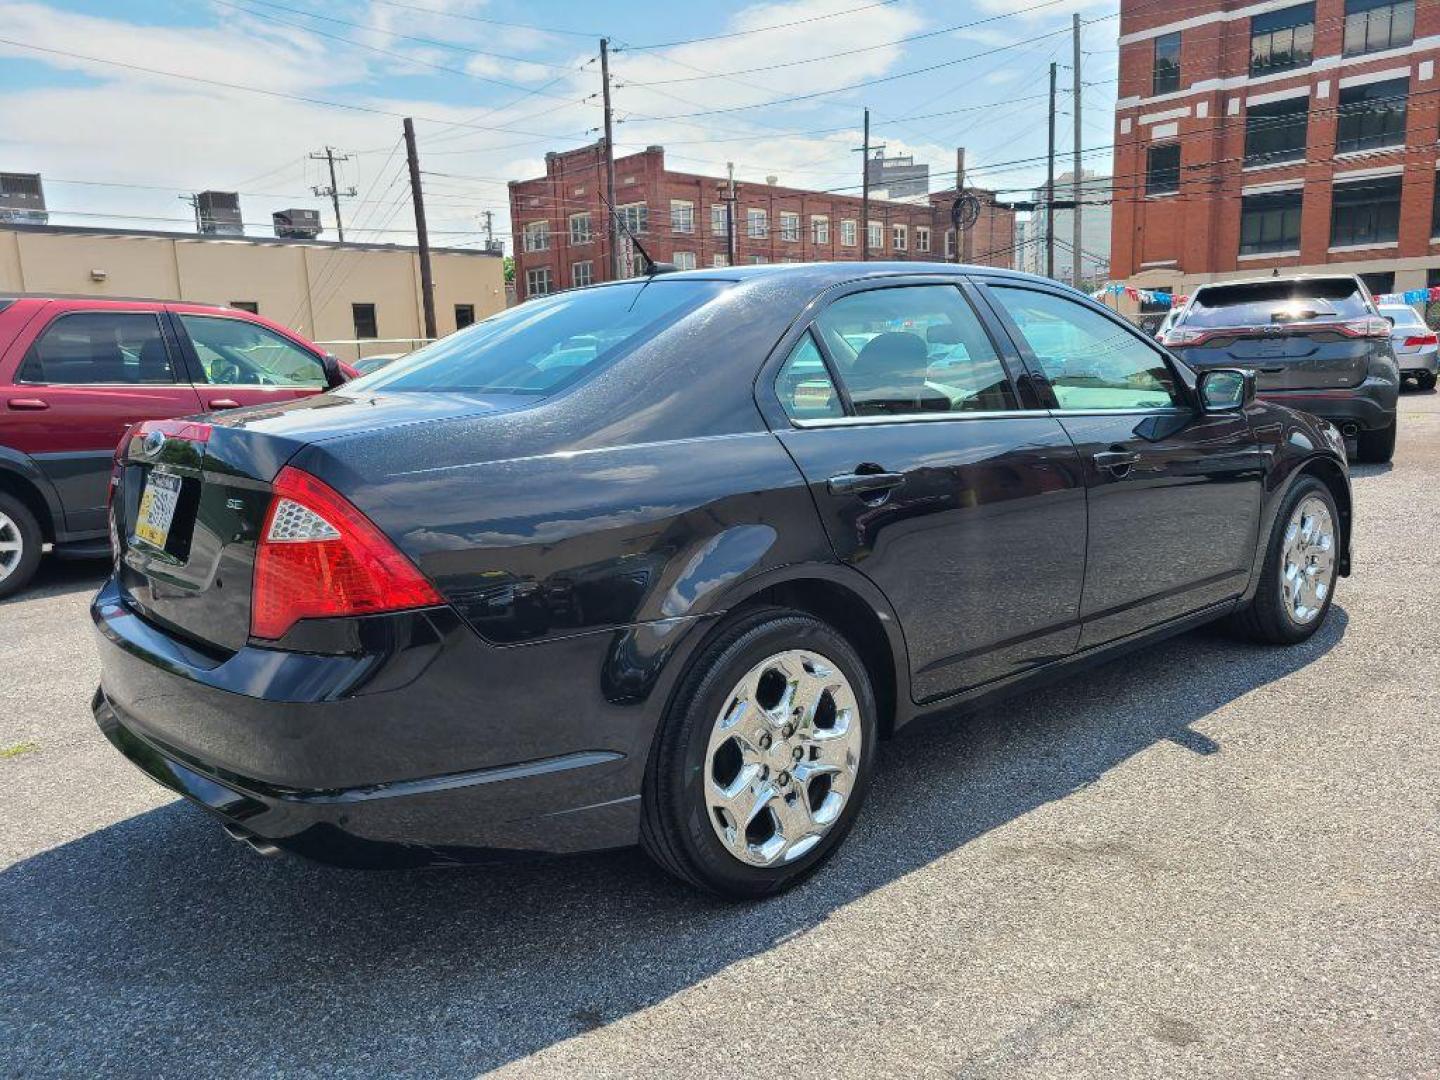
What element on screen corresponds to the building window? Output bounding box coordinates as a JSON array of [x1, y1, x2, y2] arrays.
[[569, 212, 591, 244], [1251, 4, 1315, 75], [840, 219, 857, 246], [1146, 144, 1181, 195], [1343, 0, 1413, 56], [944, 228, 956, 258], [673, 251, 696, 270], [229, 301, 259, 314], [812, 215, 830, 244], [1360, 271, 1395, 295], [1244, 97, 1309, 164], [454, 303, 475, 329], [1335, 77, 1408, 153], [571, 261, 593, 288], [867, 221, 884, 250], [712, 253, 730, 267], [915, 226, 930, 253], [750, 255, 767, 264], [892, 224, 907, 251], [352, 303, 378, 339], [711, 204, 728, 235], [526, 267, 553, 296], [522, 221, 550, 252], [1152, 31, 1181, 95], [779, 211, 801, 241], [747, 208, 768, 238], [670, 200, 694, 234], [1433, 182, 1440, 236], [617, 202, 648, 234], [1330, 175, 1402, 247], [1239, 190, 1303, 254]]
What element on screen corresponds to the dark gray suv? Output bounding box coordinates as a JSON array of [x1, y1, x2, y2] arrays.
[[1163, 275, 1399, 463]]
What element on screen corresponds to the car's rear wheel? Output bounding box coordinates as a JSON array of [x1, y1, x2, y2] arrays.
[[1230, 476, 1339, 645], [1355, 419, 1396, 464], [1416, 371, 1437, 392], [0, 494, 43, 600], [641, 606, 877, 899]]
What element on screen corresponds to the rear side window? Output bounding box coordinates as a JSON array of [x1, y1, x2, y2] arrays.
[[813, 285, 1015, 415], [20, 312, 175, 385], [776, 332, 844, 420], [1183, 279, 1371, 328], [181, 315, 326, 387], [356, 280, 729, 395], [989, 287, 1180, 411]]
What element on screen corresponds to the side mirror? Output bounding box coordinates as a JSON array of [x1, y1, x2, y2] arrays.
[[1198, 367, 1255, 412], [321, 352, 345, 389]]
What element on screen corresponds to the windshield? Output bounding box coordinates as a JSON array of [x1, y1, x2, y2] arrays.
[[349, 280, 730, 395], [1182, 279, 1371, 329]]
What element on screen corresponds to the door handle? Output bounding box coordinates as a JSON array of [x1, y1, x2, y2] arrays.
[[208, 398, 242, 409], [1093, 449, 1141, 473], [827, 470, 906, 496], [1257, 366, 1285, 374], [7, 398, 49, 410]]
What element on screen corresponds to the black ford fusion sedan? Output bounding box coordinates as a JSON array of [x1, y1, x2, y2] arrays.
[[95, 264, 1351, 898]]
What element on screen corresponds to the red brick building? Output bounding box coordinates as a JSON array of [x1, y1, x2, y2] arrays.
[[508, 143, 1015, 301], [1112, 0, 1440, 300]]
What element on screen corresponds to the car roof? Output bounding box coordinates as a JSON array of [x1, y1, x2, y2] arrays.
[[578, 260, 1050, 291]]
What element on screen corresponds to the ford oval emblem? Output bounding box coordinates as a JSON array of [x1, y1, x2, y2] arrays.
[[141, 430, 167, 457]]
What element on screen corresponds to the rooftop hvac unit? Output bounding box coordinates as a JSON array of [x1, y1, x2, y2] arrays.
[[0, 172, 48, 225], [273, 208, 322, 239], [196, 190, 243, 236]]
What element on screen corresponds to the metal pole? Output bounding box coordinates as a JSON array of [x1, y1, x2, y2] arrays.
[[1072, 15, 1083, 288], [326, 151, 344, 243], [861, 108, 871, 262], [1046, 62, 1057, 281], [726, 161, 737, 264], [600, 38, 621, 279], [403, 118, 437, 341]]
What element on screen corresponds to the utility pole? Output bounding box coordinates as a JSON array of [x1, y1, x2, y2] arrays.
[[600, 38, 621, 279], [852, 109, 883, 262], [309, 146, 356, 243], [481, 210, 494, 250], [1072, 15, 1084, 288], [725, 162, 737, 264], [1046, 62, 1057, 281], [403, 118, 437, 341]]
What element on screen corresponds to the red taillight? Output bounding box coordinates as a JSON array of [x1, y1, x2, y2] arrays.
[[133, 418, 214, 444], [1336, 317, 1393, 339], [1403, 332, 1438, 346], [250, 466, 442, 641]]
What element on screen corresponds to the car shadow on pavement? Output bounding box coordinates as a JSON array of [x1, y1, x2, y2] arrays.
[[0, 608, 1347, 1077], [1, 557, 109, 604]]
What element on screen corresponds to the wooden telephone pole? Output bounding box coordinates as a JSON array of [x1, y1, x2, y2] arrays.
[[403, 118, 436, 341]]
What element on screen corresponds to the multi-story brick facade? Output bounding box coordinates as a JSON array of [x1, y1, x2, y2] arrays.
[[1112, 0, 1440, 299], [508, 143, 1015, 301]]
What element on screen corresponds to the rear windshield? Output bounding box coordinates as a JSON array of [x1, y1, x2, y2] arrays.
[[351, 280, 730, 395], [1182, 279, 1371, 328], [1379, 305, 1425, 327]]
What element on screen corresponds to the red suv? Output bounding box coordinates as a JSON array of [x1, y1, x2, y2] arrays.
[[0, 296, 349, 598]]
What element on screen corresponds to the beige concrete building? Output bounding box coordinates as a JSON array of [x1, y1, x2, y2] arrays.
[[0, 224, 507, 360]]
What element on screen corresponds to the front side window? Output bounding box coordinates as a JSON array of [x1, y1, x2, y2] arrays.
[[989, 287, 1179, 411], [1147, 144, 1181, 195], [181, 315, 325, 387], [522, 220, 550, 252], [1251, 4, 1315, 74], [813, 285, 1015, 415], [1343, 0, 1413, 55], [1331, 176, 1402, 247], [618, 203, 648, 234], [1335, 77, 1408, 153], [571, 261, 593, 288], [840, 219, 857, 246], [20, 312, 175, 385], [748, 208, 768, 238], [775, 332, 844, 420], [780, 212, 801, 241], [353, 280, 728, 396], [1244, 97, 1309, 163], [569, 213, 591, 244], [1153, 31, 1181, 94], [526, 267, 553, 297], [670, 200, 694, 234], [1240, 190, 1303, 254], [812, 215, 830, 244]]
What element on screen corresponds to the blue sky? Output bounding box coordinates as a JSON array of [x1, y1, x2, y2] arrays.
[[0, 0, 1119, 252]]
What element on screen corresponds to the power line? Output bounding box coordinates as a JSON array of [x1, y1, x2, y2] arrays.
[[622, 0, 902, 50]]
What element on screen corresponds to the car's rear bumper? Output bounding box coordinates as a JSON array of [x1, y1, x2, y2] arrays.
[[1258, 377, 1398, 431], [90, 577, 655, 865], [1396, 346, 1438, 375]]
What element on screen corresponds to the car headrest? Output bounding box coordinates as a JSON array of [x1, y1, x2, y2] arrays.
[[926, 322, 962, 345], [137, 338, 172, 383], [849, 331, 947, 414]]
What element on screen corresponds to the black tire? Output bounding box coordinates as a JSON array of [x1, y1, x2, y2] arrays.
[[1417, 371, 1437, 392], [0, 492, 43, 600], [1355, 419, 1396, 464], [640, 605, 878, 899], [1230, 476, 1339, 645]]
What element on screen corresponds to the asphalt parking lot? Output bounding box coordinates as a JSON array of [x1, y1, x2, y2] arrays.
[[2, 392, 1438, 1079]]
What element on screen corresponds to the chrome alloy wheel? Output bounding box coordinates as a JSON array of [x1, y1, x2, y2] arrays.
[[1280, 495, 1336, 625], [0, 510, 22, 583], [704, 649, 863, 867]]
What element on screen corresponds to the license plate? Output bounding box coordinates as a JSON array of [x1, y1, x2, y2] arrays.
[[134, 471, 182, 550]]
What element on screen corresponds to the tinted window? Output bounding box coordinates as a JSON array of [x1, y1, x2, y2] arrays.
[[1240, 190, 1303, 254], [1331, 176, 1401, 248], [814, 285, 1014, 415], [1244, 98, 1309, 163], [1343, 0, 1412, 55], [181, 315, 325, 387], [775, 332, 844, 420], [990, 287, 1179, 410], [1182, 279, 1372, 327], [21, 312, 175, 384], [1147, 144, 1181, 195], [1335, 77, 1408, 153], [1251, 3, 1314, 74], [355, 280, 728, 395], [352, 303, 378, 339], [1153, 31, 1181, 94]]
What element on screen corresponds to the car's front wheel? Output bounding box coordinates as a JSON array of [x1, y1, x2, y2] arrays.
[[1231, 476, 1340, 645], [0, 494, 43, 600], [641, 606, 877, 898]]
